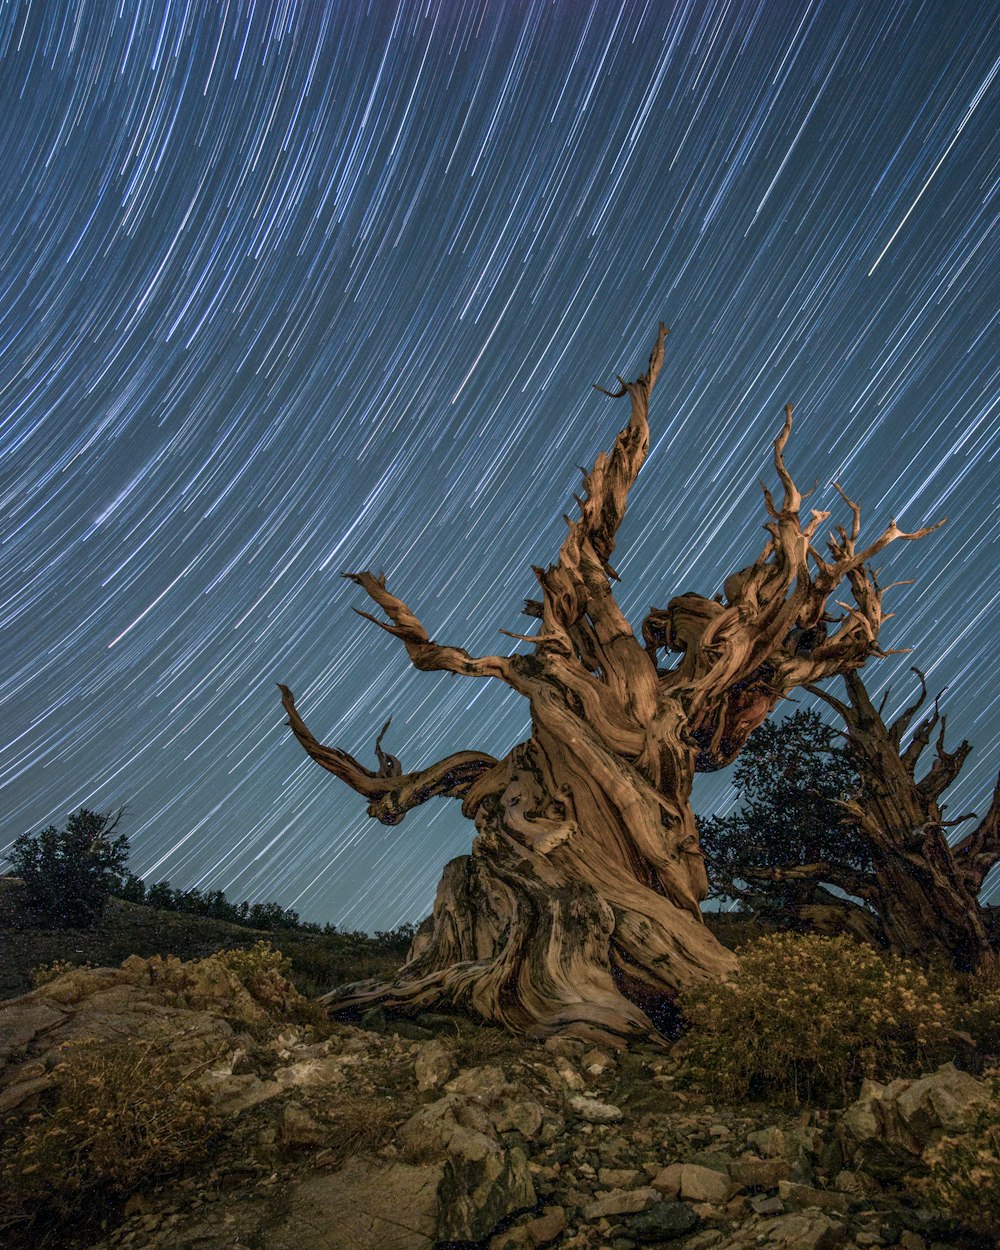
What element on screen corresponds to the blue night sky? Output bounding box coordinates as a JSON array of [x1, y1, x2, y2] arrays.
[[1, 0, 997, 930]]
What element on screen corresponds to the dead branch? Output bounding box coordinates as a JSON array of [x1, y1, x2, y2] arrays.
[[278, 685, 499, 825]]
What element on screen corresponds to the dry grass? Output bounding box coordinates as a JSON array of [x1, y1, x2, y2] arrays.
[[1, 1035, 219, 1241]]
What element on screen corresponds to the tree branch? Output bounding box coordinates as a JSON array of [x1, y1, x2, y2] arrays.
[[952, 772, 1000, 893], [278, 685, 500, 825], [343, 571, 512, 681], [652, 412, 945, 768], [742, 859, 876, 900], [527, 325, 670, 675], [888, 667, 928, 748]]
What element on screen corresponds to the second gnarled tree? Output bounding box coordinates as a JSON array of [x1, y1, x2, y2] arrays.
[[280, 324, 942, 1045]]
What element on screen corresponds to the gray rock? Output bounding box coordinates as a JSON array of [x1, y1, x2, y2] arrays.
[[414, 1040, 455, 1091], [264, 1156, 442, 1250], [437, 1144, 536, 1243], [753, 1211, 847, 1249], [728, 1156, 791, 1190], [566, 1093, 623, 1122], [622, 1199, 701, 1242], [582, 1186, 660, 1218], [777, 1180, 849, 1214]]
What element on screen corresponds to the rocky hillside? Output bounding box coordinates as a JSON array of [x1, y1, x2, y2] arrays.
[[0, 950, 993, 1250]]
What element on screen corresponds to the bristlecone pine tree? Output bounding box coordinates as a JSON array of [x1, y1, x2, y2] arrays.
[[803, 670, 1000, 971], [279, 324, 945, 1044]]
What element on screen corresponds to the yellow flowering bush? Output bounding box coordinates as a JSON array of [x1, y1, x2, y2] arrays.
[[213, 940, 324, 1025], [678, 933, 952, 1105], [29, 958, 98, 987], [213, 938, 292, 984]]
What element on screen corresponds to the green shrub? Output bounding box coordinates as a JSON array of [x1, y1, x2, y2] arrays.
[[5, 808, 128, 927], [915, 1069, 1000, 1235], [2, 1036, 216, 1229], [678, 932, 952, 1105]]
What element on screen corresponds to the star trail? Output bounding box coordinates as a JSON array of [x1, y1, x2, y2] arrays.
[[0, 0, 997, 931]]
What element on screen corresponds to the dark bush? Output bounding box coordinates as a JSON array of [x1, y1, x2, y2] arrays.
[[5, 808, 129, 927]]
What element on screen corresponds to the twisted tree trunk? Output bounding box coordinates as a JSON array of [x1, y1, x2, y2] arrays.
[[280, 324, 943, 1044]]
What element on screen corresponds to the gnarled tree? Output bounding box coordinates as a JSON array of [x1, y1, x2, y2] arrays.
[[279, 324, 943, 1045], [802, 670, 1000, 971], [699, 683, 1000, 970]]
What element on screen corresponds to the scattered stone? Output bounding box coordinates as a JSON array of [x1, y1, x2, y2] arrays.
[[748, 1125, 787, 1158], [2, 949, 981, 1250], [554, 1055, 587, 1090], [728, 1156, 791, 1189], [750, 1194, 785, 1215], [582, 1186, 660, 1218], [651, 1162, 684, 1198], [522, 1205, 567, 1247], [597, 1166, 641, 1188], [675, 1163, 731, 1203], [414, 1040, 455, 1091], [621, 1199, 701, 1242], [566, 1093, 623, 1122], [753, 1211, 847, 1249], [778, 1180, 850, 1214], [580, 1047, 615, 1076]]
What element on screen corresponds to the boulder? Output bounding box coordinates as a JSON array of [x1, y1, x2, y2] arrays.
[[414, 1040, 455, 1091], [437, 1144, 536, 1243], [838, 1062, 992, 1180], [397, 1088, 537, 1243]]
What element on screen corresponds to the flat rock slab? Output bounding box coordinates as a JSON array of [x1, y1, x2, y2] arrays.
[[263, 1157, 442, 1250]]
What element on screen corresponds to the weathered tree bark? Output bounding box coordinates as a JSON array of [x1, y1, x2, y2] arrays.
[[279, 324, 943, 1044], [804, 671, 1000, 971]]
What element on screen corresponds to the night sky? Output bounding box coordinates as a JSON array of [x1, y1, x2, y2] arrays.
[[1, 1, 997, 932]]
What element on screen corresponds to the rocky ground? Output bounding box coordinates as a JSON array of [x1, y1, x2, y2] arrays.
[[0, 953, 992, 1250]]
